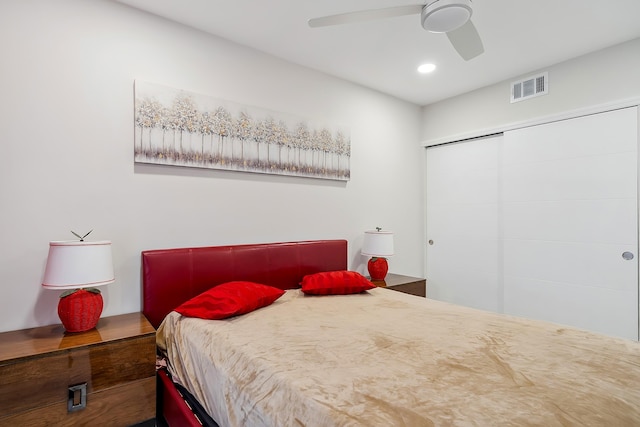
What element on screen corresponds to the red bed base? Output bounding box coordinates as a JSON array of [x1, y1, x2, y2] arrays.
[[142, 239, 348, 426]]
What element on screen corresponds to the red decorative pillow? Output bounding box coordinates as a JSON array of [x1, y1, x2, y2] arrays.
[[175, 281, 285, 320], [301, 270, 375, 295]]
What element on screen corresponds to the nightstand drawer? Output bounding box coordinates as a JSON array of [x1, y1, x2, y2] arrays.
[[0, 335, 154, 418], [0, 313, 156, 426], [372, 273, 427, 297], [0, 377, 155, 427], [387, 280, 426, 297]]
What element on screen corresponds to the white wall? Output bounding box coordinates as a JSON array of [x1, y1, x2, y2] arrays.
[[0, 0, 424, 332], [421, 38, 640, 144]]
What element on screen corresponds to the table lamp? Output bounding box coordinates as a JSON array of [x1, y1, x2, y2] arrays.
[[42, 236, 114, 333], [362, 228, 394, 280]]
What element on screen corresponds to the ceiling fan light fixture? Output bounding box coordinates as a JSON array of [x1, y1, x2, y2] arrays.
[[421, 0, 472, 33], [418, 63, 436, 74]]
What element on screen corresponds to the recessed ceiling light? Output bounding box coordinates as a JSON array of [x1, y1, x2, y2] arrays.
[[418, 63, 436, 74]]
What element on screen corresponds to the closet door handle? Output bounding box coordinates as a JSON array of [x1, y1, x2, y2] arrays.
[[622, 252, 634, 260]]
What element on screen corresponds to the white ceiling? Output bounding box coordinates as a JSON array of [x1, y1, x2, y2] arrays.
[[115, 0, 640, 106]]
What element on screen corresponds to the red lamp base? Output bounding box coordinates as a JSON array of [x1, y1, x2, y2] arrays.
[[367, 257, 389, 281], [58, 289, 104, 333]]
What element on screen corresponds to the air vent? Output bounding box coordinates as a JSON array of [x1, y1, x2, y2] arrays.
[[510, 72, 548, 103]]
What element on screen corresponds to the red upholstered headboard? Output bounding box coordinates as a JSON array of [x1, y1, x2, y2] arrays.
[[142, 240, 348, 328]]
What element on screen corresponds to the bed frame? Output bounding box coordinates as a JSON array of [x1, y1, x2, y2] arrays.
[[141, 239, 348, 426]]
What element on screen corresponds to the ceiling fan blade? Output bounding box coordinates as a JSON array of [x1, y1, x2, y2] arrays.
[[446, 20, 484, 61], [308, 5, 423, 28]]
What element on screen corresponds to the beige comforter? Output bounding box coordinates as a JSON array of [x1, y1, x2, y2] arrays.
[[157, 288, 640, 426]]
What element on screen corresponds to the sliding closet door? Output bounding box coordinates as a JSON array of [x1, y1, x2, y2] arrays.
[[425, 135, 502, 312], [426, 107, 638, 340], [502, 107, 638, 340]]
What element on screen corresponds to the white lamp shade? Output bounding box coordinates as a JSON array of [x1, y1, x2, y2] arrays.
[[362, 230, 394, 258], [42, 241, 114, 290]]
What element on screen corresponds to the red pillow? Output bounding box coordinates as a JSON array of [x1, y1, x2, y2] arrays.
[[301, 271, 375, 295], [175, 281, 285, 320]]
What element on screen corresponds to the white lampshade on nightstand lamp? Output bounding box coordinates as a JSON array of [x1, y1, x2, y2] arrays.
[[362, 228, 394, 281], [42, 236, 114, 333]]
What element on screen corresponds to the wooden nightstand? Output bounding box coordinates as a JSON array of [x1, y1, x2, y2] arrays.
[[0, 312, 156, 427], [372, 273, 427, 297]]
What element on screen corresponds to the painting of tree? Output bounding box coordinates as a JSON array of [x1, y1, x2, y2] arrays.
[[134, 81, 350, 181]]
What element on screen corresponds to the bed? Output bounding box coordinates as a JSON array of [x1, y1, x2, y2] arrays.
[[142, 239, 640, 426]]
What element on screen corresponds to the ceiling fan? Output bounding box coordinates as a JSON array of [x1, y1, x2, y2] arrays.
[[308, 0, 484, 61]]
